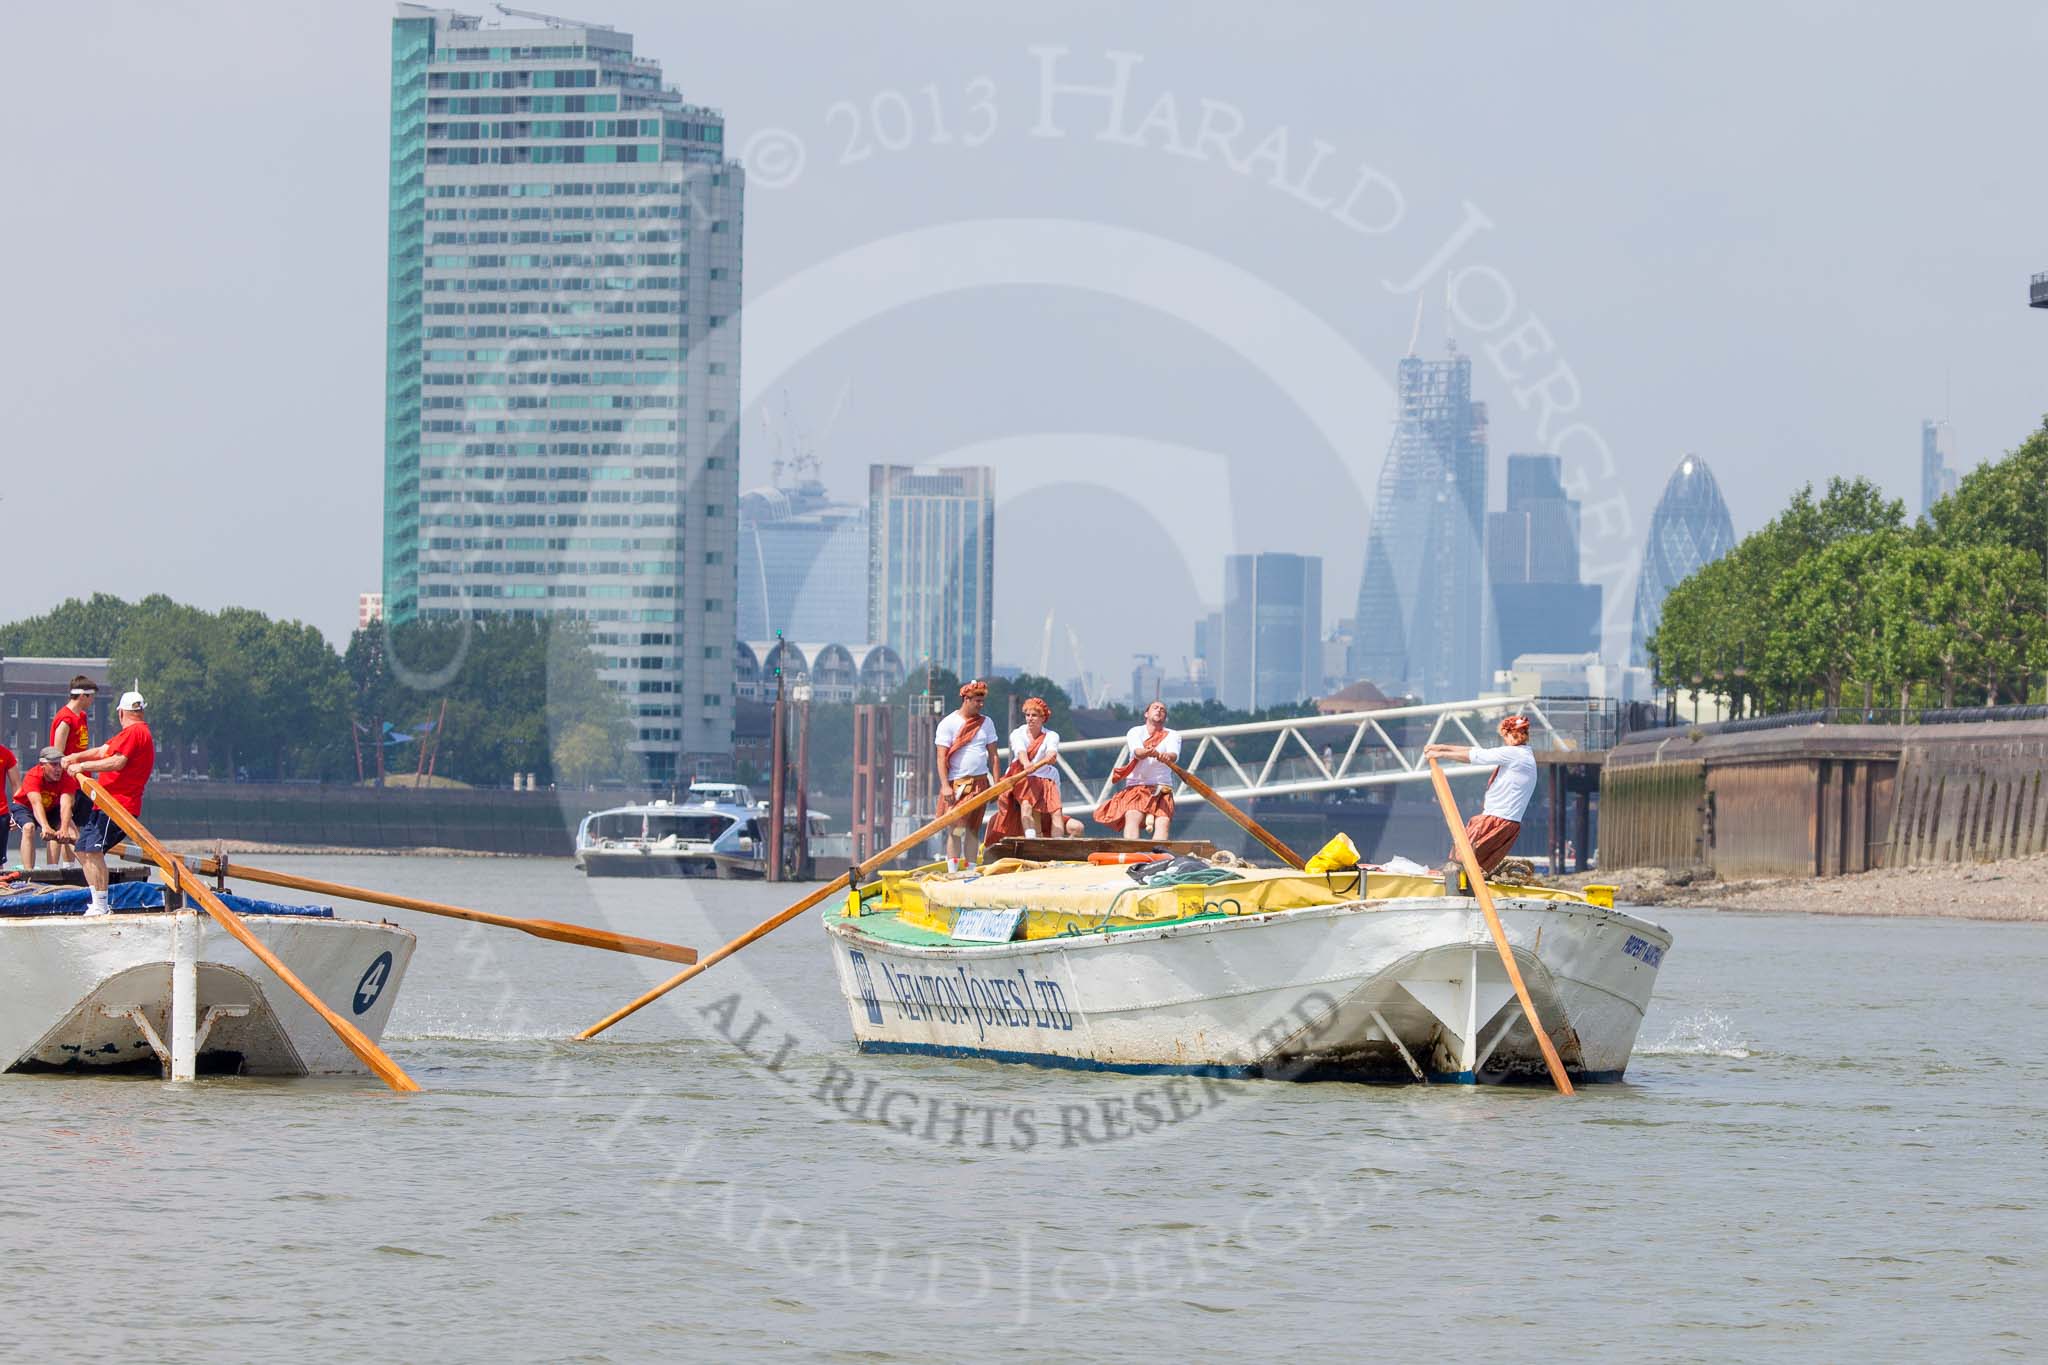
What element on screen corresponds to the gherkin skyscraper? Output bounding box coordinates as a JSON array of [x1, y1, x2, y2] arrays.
[[1630, 455, 1736, 666]]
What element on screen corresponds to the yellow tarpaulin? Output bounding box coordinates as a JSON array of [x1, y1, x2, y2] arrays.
[[880, 862, 1597, 941]]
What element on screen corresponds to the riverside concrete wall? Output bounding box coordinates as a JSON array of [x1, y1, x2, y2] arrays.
[[1602, 719, 2048, 877], [139, 782, 613, 856], [1885, 723, 2048, 867]]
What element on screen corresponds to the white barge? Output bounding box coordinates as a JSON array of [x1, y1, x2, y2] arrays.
[[826, 855, 1669, 1084], [0, 882, 414, 1079]]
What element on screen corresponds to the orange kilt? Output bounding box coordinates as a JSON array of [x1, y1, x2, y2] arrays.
[[1018, 775, 1064, 833], [1460, 814, 1521, 875], [1094, 783, 1175, 828], [937, 774, 993, 836]]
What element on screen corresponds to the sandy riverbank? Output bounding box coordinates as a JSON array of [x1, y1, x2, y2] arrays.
[[1554, 856, 2048, 922]]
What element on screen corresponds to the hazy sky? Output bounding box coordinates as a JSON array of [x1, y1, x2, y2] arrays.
[[8, 1, 2047, 685]]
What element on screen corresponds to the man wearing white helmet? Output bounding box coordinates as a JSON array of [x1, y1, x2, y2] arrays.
[[63, 690, 156, 916]]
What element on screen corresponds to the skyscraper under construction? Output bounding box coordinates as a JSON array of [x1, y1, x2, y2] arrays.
[[1350, 348, 1487, 700]]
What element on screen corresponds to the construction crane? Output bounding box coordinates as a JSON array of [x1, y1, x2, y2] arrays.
[[494, 5, 615, 31], [756, 406, 785, 489], [778, 391, 820, 486]]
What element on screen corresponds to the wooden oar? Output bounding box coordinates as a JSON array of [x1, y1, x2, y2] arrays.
[[112, 843, 695, 965], [576, 751, 1059, 1041], [80, 778, 421, 1094], [1424, 759, 1574, 1095], [1160, 756, 1307, 870]]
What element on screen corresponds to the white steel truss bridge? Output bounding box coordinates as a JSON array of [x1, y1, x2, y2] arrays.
[[1005, 696, 1617, 816]]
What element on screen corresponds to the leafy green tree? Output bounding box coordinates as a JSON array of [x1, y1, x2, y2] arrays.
[[1940, 544, 2048, 705], [1931, 417, 2048, 576], [345, 617, 632, 786], [107, 596, 219, 776], [0, 593, 133, 656]]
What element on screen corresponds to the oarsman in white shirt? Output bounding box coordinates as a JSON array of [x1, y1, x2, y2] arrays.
[[1423, 713, 1537, 877], [1093, 700, 1182, 840], [1009, 696, 1080, 838], [932, 679, 1000, 869]]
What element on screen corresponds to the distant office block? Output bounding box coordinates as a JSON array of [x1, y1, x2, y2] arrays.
[[737, 481, 868, 643], [1351, 349, 1487, 699], [381, 7, 744, 780], [867, 465, 994, 680], [1222, 552, 1322, 711], [1920, 419, 1960, 522], [1487, 453, 1601, 670]]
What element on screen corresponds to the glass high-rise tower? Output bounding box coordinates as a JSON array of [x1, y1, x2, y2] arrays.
[[1350, 348, 1488, 700], [866, 465, 995, 682], [1629, 454, 1736, 667], [1220, 553, 1323, 711], [383, 5, 744, 781]]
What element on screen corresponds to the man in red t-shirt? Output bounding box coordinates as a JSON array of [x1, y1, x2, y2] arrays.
[[10, 747, 80, 871], [43, 677, 95, 869], [64, 691, 155, 916], [50, 676, 96, 757]]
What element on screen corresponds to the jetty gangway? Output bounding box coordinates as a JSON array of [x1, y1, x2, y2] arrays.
[[1009, 696, 1617, 815]]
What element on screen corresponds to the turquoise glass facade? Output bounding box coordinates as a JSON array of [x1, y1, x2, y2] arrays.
[[382, 16, 433, 621]]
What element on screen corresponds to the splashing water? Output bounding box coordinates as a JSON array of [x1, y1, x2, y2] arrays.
[[1640, 1009, 1754, 1059]]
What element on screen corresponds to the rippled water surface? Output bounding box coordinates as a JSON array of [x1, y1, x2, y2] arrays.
[[4, 856, 2041, 1361]]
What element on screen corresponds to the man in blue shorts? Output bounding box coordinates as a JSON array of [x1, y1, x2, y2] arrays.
[[64, 691, 155, 916]]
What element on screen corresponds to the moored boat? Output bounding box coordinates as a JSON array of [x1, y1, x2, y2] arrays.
[[576, 782, 847, 879], [825, 851, 1670, 1085], [0, 881, 414, 1079]]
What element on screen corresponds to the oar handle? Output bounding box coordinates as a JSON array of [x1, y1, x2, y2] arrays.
[[1424, 759, 1573, 1095], [1161, 757, 1307, 870]]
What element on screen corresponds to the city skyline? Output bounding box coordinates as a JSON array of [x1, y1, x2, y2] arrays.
[[7, 3, 2046, 682]]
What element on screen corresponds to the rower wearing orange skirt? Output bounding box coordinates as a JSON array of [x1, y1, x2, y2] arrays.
[[932, 679, 1001, 870], [1094, 700, 1181, 840], [1422, 714, 1536, 877], [1013, 697, 1080, 837]]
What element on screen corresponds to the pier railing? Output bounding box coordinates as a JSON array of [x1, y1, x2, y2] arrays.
[[1006, 696, 1624, 814]]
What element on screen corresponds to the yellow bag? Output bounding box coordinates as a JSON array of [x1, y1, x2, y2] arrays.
[[1305, 832, 1361, 874]]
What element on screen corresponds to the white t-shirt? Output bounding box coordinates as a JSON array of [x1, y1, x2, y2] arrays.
[[1009, 725, 1061, 793], [933, 712, 997, 780], [1121, 725, 1180, 787], [1469, 744, 1537, 821]]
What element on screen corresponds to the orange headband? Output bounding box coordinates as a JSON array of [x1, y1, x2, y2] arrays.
[[959, 680, 988, 699], [1500, 715, 1531, 741], [1022, 696, 1050, 716]]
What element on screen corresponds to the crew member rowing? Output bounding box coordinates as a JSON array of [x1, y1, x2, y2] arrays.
[[1423, 713, 1536, 878], [1094, 700, 1181, 840], [63, 690, 155, 916], [933, 680, 1000, 871]]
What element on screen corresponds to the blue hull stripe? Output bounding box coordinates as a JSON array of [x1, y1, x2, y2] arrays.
[[855, 1040, 1627, 1085]]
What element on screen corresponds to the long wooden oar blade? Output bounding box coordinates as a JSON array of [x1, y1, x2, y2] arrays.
[[1424, 759, 1573, 1095], [83, 780, 421, 1094], [113, 844, 695, 965], [1161, 757, 1307, 870], [576, 752, 1058, 1041]]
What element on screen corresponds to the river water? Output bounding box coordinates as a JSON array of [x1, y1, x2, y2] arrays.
[[3, 855, 2040, 1361]]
